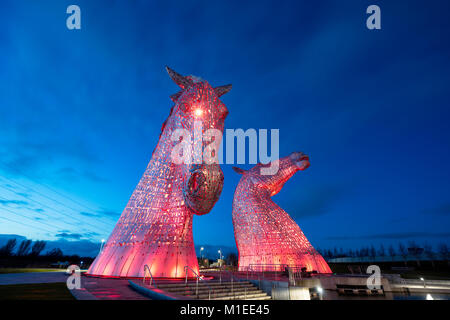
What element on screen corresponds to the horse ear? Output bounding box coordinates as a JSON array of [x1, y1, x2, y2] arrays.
[[214, 84, 232, 97], [170, 91, 183, 102], [232, 167, 247, 175], [166, 66, 193, 90]]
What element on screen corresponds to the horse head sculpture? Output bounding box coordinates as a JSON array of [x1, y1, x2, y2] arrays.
[[87, 66, 231, 278]]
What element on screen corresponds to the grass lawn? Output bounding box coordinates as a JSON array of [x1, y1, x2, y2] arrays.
[[0, 283, 75, 300], [0, 268, 64, 274]]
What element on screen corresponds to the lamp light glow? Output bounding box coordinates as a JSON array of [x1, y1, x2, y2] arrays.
[[194, 108, 203, 117]]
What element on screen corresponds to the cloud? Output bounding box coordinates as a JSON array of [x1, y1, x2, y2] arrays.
[[84, 232, 100, 237], [0, 193, 46, 215], [81, 171, 109, 183], [54, 167, 109, 184], [0, 234, 27, 244], [0, 139, 101, 185], [0, 199, 29, 206], [44, 239, 102, 257], [55, 232, 83, 240], [283, 185, 344, 219], [80, 211, 97, 218], [325, 232, 450, 241], [80, 209, 120, 219], [15, 192, 30, 198], [55, 230, 100, 240], [420, 203, 450, 216], [99, 210, 120, 218], [55, 167, 77, 176]]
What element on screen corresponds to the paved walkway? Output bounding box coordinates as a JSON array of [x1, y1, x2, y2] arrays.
[[0, 271, 67, 285], [0, 272, 150, 300], [82, 277, 149, 300]]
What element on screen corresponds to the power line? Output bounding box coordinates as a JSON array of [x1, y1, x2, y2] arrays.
[[0, 215, 52, 234], [0, 205, 62, 233], [0, 161, 107, 215], [0, 175, 113, 229], [0, 183, 113, 234], [0, 194, 91, 233], [0, 176, 113, 232]]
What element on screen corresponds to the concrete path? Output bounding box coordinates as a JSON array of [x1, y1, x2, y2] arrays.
[[0, 271, 150, 300], [0, 271, 67, 285], [81, 277, 150, 300]]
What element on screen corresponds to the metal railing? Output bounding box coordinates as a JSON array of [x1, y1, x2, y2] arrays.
[[242, 264, 305, 285], [184, 265, 200, 297], [185, 266, 216, 300], [286, 266, 303, 286], [245, 264, 288, 282], [219, 267, 249, 299], [219, 268, 256, 300], [185, 266, 251, 300], [143, 264, 156, 287]]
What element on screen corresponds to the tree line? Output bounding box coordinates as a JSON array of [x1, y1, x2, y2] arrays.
[[317, 241, 449, 260], [0, 239, 64, 258]]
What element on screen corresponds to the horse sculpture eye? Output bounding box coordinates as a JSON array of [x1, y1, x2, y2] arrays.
[[189, 172, 200, 194], [192, 174, 199, 191]]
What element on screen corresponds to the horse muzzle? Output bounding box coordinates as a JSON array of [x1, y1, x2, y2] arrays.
[[183, 164, 224, 215]]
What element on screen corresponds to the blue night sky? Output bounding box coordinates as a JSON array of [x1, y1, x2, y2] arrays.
[[0, 0, 449, 257]]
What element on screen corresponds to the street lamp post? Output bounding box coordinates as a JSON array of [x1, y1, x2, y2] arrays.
[[200, 247, 204, 260], [420, 277, 426, 288], [317, 287, 323, 300]]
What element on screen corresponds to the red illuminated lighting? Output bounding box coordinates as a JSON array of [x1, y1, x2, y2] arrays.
[[194, 108, 203, 117], [232, 152, 332, 273], [87, 67, 231, 278]]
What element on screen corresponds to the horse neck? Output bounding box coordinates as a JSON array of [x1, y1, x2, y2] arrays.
[[145, 118, 189, 189]]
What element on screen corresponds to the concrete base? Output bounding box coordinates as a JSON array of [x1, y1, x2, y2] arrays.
[[249, 279, 311, 300], [272, 286, 311, 300], [317, 274, 392, 291]]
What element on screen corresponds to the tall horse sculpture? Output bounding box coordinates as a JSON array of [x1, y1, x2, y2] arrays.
[[232, 152, 331, 273], [87, 67, 231, 278]]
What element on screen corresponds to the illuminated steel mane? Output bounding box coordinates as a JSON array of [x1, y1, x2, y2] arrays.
[[232, 152, 331, 273], [87, 67, 231, 278]]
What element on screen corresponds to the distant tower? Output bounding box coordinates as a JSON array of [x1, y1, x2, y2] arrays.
[[87, 67, 231, 278], [232, 152, 331, 273]]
